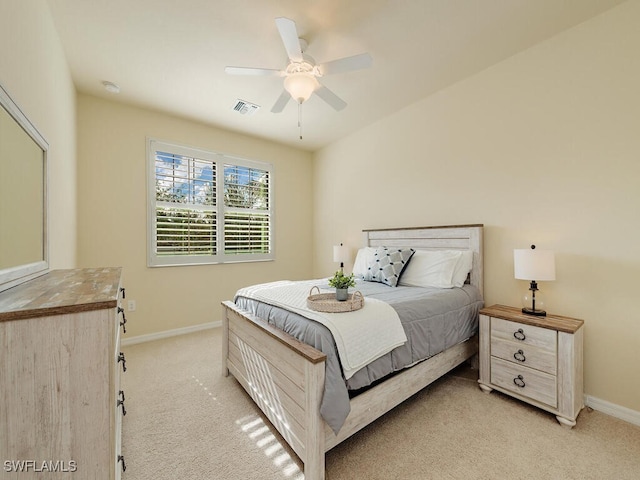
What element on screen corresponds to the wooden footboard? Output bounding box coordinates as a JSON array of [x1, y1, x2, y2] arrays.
[[222, 300, 327, 480], [222, 300, 479, 480]]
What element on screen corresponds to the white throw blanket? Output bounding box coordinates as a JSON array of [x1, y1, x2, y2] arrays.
[[236, 280, 407, 380]]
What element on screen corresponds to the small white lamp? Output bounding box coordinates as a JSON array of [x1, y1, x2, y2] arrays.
[[514, 245, 556, 316], [333, 243, 350, 273]]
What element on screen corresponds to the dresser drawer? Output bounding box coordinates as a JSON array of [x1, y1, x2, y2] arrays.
[[491, 317, 557, 353], [491, 337, 557, 375], [490, 357, 557, 408]]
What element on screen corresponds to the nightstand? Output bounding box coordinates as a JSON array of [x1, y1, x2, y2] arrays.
[[478, 304, 584, 427]]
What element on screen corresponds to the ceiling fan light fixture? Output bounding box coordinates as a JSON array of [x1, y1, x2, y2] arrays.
[[284, 72, 316, 103]]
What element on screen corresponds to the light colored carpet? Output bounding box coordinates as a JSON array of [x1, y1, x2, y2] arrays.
[[121, 328, 640, 480]]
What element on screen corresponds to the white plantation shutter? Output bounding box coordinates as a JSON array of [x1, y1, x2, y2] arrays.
[[223, 164, 270, 255], [148, 140, 273, 266], [155, 151, 217, 257]]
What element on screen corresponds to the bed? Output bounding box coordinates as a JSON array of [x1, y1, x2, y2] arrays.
[[221, 224, 484, 480]]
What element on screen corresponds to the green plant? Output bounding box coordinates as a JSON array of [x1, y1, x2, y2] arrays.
[[328, 270, 356, 290]]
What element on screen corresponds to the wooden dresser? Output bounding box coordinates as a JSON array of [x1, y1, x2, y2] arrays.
[[0, 268, 127, 479], [478, 304, 584, 427]]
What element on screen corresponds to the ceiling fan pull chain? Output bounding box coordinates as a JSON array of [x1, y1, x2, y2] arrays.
[[298, 102, 303, 140]]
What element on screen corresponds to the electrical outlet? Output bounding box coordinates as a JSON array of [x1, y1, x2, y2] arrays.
[[128, 300, 136, 312]]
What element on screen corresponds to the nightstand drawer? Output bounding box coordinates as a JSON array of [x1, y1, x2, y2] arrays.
[[491, 317, 557, 353], [490, 357, 557, 408], [491, 337, 557, 375]]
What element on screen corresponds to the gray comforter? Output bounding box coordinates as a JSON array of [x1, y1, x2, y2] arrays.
[[235, 279, 482, 433]]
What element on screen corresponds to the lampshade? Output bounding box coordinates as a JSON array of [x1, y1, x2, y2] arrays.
[[514, 248, 556, 281], [333, 244, 349, 264], [284, 72, 316, 103]]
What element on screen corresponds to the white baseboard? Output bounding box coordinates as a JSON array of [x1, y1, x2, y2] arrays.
[[585, 395, 640, 427], [121, 321, 221, 347]]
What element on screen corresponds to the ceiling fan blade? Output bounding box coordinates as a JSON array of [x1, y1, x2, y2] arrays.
[[271, 90, 291, 113], [314, 84, 347, 111], [275, 17, 303, 62], [225, 66, 282, 76], [318, 53, 373, 76]]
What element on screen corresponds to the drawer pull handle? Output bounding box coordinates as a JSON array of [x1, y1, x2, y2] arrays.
[[118, 352, 127, 372], [513, 328, 526, 341], [118, 307, 127, 334], [118, 390, 127, 416], [513, 375, 526, 388], [118, 455, 126, 472], [513, 349, 526, 362]]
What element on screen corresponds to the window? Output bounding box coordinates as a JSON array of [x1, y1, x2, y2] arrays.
[[147, 139, 273, 266]]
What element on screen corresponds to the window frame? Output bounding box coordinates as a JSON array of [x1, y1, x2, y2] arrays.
[[147, 139, 274, 267]]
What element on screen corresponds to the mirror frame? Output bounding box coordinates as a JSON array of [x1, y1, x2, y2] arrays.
[[0, 82, 49, 292]]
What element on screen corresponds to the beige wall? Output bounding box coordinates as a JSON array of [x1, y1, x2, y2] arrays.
[[76, 95, 313, 337], [313, 1, 640, 413], [0, 0, 77, 269]]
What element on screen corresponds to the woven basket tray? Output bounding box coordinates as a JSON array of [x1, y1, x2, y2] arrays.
[[307, 286, 364, 313]]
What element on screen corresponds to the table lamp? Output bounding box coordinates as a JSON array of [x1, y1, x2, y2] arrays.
[[514, 245, 556, 316], [333, 243, 349, 273]]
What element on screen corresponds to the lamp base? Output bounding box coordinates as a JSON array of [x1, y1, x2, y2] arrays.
[[522, 307, 546, 317]]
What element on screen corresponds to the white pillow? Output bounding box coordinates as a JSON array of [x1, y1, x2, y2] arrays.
[[352, 247, 377, 277], [398, 250, 462, 288], [451, 250, 474, 287]]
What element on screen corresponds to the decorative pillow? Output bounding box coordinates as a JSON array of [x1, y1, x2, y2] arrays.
[[398, 250, 462, 288], [352, 247, 377, 278], [451, 250, 474, 287], [363, 247, 415, 287]]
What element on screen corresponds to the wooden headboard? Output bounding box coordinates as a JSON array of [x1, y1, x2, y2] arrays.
[[362, 224, 484, 297]]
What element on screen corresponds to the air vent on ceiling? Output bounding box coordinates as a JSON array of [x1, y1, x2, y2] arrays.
[[232, 99, 260, 116]]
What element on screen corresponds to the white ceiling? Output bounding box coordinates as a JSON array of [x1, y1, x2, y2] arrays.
[[46, 0, 626, 152]]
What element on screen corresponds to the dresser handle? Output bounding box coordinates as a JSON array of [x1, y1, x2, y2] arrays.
[[513, 349, 526, 362], [118, 307, 127, 333], [118, 390, 127, 416], [120, 287, 126, 299], [513, 375, 526, 388], [118, 455, 126, 472], [513, 328, 526, 341], [118, 352, 127, 372]]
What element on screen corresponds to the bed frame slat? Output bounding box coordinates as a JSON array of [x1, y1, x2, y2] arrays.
[[228, 335, 305, 406], [370, 238, 470, 249], [228, 336, 307, 425], [228, 315, 306, 383]]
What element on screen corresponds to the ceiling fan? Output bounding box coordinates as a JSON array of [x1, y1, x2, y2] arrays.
[[225, 17, 372, 114]]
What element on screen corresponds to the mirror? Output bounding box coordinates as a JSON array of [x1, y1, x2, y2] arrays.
[[0, 82, 48, 292]]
